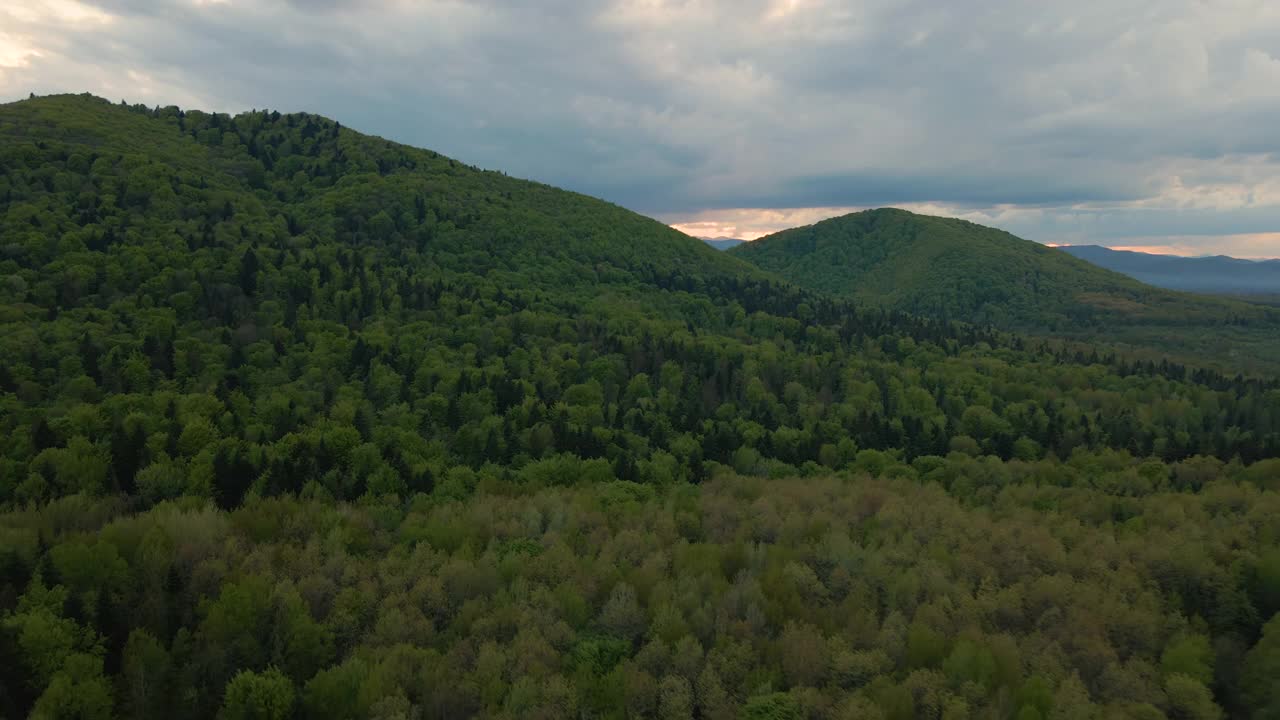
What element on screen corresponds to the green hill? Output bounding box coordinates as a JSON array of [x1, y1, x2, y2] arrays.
[[730, 208, 1280, 370], [0, 93, 750, 291], [3, 95, 1280, 719]]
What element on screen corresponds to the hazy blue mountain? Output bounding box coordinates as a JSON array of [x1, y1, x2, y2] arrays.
[[701, 237, 746, 250], [1061, 245, 1280, 294]]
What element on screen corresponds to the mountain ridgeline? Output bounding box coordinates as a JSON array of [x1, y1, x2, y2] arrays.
[[730, 208, 1280, 371], [3, 94, 1280, 719], [1060, 244, 1280, 295]]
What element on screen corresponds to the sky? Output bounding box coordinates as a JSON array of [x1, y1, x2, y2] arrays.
[[2, 0, 1280, 258]]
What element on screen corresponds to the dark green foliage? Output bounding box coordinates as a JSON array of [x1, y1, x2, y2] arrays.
[[3, 94, 1277, 512]]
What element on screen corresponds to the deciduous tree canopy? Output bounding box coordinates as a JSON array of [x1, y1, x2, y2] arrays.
[[1, 93, 1279, 719]]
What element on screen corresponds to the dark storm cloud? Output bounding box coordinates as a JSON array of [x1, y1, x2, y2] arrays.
[[3, 0, 1280, 255]]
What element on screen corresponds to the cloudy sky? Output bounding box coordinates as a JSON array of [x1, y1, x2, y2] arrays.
[[3, 0, 1280, 257]]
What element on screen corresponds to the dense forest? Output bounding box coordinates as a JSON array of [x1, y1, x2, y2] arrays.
[[730, 210, 1280, 374], [2, 94, 1280, 719]]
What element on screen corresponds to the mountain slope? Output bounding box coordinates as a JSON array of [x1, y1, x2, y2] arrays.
[[0, 93, 752, 294], [1061, 244, 1280, 295], [0, 95, 1274, 490]]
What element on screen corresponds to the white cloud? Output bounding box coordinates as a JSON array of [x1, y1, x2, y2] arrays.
[[0, 31, 41, 70], [0, 0, 111, 87]]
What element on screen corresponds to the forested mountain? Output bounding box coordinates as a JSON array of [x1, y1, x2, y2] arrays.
[[1060, 245, 1280, 295], [730, 209, 1280, 372], [3, 94, 1280, 719]]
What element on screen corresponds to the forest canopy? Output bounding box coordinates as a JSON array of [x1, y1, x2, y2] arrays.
[[1, 93, 1280, 719]]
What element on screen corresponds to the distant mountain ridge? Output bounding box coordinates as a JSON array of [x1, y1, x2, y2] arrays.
[[1060, 245, 1280, 295], [700, 237, 746, 250]]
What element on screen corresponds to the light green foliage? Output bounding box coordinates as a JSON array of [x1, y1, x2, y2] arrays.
[[301, 661, 369, 719], [271, 583, 335, 683], [1164, 674, 1223, 720], [219, 667, 295, 720], [1017, 676, 1055, 720], [744, 692, 803, 720], [943, 639, 997, 691], [1161, 634, 1214, 686], [4, 575, 104, 689], [0, 472, 1263, 717], [29, 652, 114, 720]]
